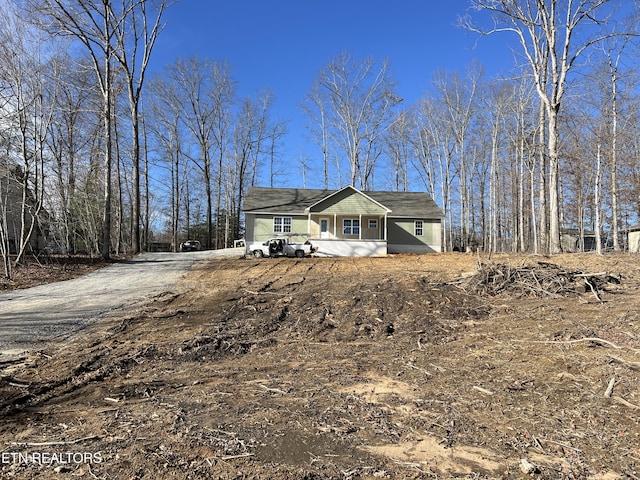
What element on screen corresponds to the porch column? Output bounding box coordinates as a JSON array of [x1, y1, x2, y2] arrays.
[[307, 212, 311, 237], [384, 214, 387, 241], [359, 214, 362, 240], [333, 213, 337, 238]]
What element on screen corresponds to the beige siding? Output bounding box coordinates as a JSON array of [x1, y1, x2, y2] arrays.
[[361, 216, 381, 240], [630, 231, 640, 253]]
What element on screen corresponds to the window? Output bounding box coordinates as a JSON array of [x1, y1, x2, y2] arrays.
[[368, 219, 378, 229], [414, 220, 424, 236], [274, 217, 292, 233], [343, 219, 360, 235]]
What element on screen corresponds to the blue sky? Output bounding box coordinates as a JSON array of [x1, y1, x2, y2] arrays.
[[151, 0, 516, 188]]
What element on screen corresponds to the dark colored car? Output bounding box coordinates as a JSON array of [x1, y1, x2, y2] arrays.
[[180, 240, 201, 252]]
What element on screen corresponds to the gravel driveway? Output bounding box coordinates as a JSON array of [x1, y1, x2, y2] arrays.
[[0, 249, 243, 356]]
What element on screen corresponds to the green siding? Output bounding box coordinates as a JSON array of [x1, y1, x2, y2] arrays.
[[309, 189, 387, 215], [388, 219, 437, 246], [251, 214, 309, 241]]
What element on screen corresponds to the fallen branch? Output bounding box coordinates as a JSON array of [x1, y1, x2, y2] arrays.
[[473, 385, 493, 395], [243, 289, 287, 296], [219, 453, 255, 460], [583, 277, 603, 303], [257, 383, 288, 395], [612, 396, 640, 410], [0, 356, 27, 366], [573, 272, 609, 277], [1, 376, 31, 387], [604, 377, 615, 398], [607, 354, 640, 371], [538, 438, 583, 453], [539, 337, 622, 349], [11, 435, 101, 447]]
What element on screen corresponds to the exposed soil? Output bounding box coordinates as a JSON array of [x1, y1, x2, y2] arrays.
[[1, 253, 640, 479], [0, 256, 121, 291]]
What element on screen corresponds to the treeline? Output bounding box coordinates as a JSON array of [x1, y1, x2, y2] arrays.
[[0, 0, 286, 276], [301, 2, 640, 254], [1, 1, 639, 280]]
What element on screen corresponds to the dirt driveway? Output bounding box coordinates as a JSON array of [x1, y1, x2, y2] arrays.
[[0, 249, 244, 356]]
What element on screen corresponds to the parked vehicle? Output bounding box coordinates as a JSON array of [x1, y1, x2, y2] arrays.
[[180, 240, 201, 251], [248, 237, 316, 258]]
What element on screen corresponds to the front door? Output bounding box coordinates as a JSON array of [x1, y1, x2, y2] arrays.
[[320, 218, 329, 239]]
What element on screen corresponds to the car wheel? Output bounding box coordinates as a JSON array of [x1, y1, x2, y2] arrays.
[[253, 250, 264, 258], [295, 250, 305, 258]]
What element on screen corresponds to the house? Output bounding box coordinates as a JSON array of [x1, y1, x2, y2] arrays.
[[243, 186, 443, 256]]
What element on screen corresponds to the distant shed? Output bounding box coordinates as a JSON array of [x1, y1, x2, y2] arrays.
[[627, 226, 640, 253], [560, 229, 598, 253]]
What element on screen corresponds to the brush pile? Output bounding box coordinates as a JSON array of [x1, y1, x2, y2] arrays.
[[455, 261, 621, 299]]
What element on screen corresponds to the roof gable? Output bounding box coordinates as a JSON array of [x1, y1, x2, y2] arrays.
[[306, 186, 391, 214]]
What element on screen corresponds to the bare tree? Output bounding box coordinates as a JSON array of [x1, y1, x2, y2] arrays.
[[466, 0, 625, 253], [433, 65, 483, 251], [600, 36, 633, 251], [384, 110, 411, 192], [0, 164, 12, 279], [227, 92, 282, 245], [0, 3, 58, 264], [48, 55, 98, 254], [166, 57, 236, 249], [304, 53, 402, 189], [301, 82, 331, 189], [28, 0, 122, 260], [112, 0, 170, 253], [512, 77, 538, 252], [413, 96, 457, 251], [148, 76, 185, 251], [594, 143, 602, 254]]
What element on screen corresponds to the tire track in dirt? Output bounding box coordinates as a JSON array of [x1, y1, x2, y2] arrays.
[[237, 259, 315, 293]]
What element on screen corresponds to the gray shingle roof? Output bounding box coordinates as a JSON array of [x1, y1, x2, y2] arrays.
[[243, 187, 443, 218]]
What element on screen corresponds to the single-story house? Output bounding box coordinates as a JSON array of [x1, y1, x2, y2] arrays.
[[243, 186, 443, 256]]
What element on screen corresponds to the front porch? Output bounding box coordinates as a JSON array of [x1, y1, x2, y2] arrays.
[[311, 238, 387, 257], [306, 213, 388, 256], [306, 213, 387, 241]]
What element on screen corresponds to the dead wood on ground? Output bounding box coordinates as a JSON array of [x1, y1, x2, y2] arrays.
[[454, 261, 621, 299]]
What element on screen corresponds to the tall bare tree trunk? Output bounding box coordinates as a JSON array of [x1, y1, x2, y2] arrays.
[[538, 100, 548, 254], [595, 144, 602, 255], [547, 106, 561, 253], [101, 45, 112, 260]]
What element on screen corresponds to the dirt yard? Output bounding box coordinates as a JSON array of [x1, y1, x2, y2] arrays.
[[1, 253, 640, 479]]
